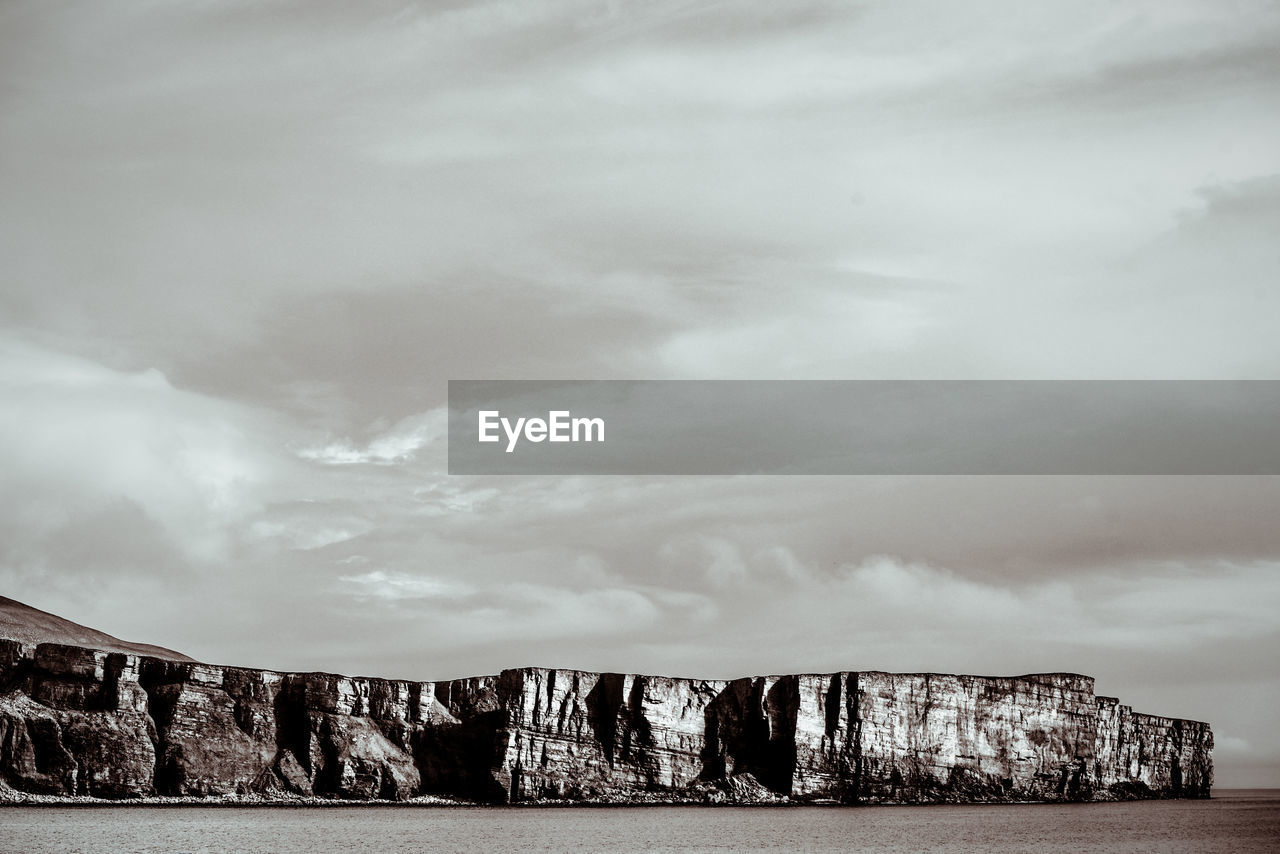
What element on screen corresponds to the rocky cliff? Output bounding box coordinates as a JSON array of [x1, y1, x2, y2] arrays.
[[0, 640, 1212, 803]]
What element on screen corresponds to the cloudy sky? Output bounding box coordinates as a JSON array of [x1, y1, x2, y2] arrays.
[[2, 0, 1278, 787]]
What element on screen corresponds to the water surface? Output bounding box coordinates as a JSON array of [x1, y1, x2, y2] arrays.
[[4, 790, 1276, 853]]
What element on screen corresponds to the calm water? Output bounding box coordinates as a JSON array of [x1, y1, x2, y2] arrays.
[[3, 791, 1277, 854]]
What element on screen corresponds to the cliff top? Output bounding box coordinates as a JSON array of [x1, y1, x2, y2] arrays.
[[495, 664, 1096, 684]]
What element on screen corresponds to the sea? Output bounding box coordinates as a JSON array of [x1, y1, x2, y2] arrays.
[[2, 790, 1276, 853]]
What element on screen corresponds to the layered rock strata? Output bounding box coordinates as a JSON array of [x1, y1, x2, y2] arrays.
[[0, 641, 1212, 803]]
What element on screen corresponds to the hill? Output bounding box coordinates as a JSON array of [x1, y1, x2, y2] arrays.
[[0, 595, 191, 661]]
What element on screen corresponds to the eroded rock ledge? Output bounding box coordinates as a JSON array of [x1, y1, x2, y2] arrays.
[[0, 640, 1212, 804]]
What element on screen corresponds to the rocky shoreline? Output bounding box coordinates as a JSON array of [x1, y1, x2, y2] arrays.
[[1, 786, 1196, 808]]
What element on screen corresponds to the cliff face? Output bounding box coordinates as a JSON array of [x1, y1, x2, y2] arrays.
[[0, 640, 1212, 803], [493, 669, 727, 801]]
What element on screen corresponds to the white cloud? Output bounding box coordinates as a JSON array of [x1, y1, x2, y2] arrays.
[[297, 409, 446, 466], [339, 569, 474, 601], [0, 337, 282, 567]]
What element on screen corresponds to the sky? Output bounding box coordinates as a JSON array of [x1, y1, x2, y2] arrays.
[[1, 0, 1278, 787]]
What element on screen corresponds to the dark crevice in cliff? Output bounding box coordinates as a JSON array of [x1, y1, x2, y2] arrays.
[[541, 671, 554, 728], [311, 714, 342, 797], [624, 677, 654, 750], [274, 676, 312, 777], [699, 691, 726, 783], [231, 701, 256, 739], [701, 677, 801, 796], [413, 708, 507, 802], [25, 718, 67, 778], [101, 654, 128, 712], [585, 673, 625, 769], [509, 758, 522, 803], [137, 660, 175, 796], [763, 678, 800, 795], [823, 675, 842, 742]]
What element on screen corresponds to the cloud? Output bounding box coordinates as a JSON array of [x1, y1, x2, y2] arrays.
[[2, 0, 1279, 786], [339, 569, 474, 601], [297, 409, 446, 466], [0, 337, 286, 572], [4, 0, 1278, 414]]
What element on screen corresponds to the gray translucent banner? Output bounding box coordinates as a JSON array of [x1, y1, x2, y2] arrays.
[[447, 381, 1280, 475]]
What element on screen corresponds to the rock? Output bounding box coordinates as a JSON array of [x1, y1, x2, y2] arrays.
[[308, 712, 419, 800], [853, 672, 1101, 803], [482, 668, 726, 802], [0, 638, 1213, 804], [0, 692, 155, 798], [143, 660, 277, 796], [270, 750, 313, 796], [0, 693, 79, 794], [719, 772, 788, 803], [58, 706, 156, 798], [1094, 697, 1213, 798]]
